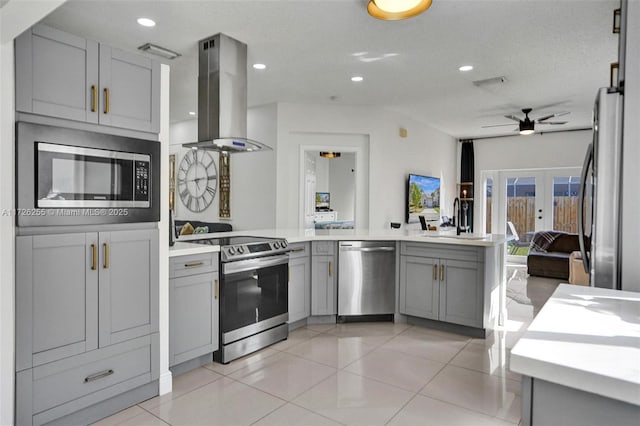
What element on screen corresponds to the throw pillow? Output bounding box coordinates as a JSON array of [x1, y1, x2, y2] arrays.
[[531, 231, 557, 253]]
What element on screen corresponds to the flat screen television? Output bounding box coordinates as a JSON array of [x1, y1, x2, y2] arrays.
[[406, 174, 441, 224], [316, 192, 330, 210]]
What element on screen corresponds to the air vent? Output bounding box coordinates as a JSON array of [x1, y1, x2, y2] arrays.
[[473, 76, 508, 87]]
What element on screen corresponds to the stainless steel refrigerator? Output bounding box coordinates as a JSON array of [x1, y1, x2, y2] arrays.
[[578, 0, 639, 292]]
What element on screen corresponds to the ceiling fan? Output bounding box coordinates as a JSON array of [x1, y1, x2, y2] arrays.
[[482, 108, 570, 135]]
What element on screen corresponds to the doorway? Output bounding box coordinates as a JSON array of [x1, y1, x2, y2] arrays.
[[298, 134, 369, 230], [482, 168, 581, 263]]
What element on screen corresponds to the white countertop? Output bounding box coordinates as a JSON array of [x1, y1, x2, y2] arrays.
[[171, 228, 510, 257], [510, 284, 640, 406]]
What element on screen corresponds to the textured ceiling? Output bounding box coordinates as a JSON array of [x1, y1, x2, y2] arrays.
[[42, 0, 619, 138]]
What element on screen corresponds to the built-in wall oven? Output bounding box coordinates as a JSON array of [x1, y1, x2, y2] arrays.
[[190, 236, 289, 363], [16, 122, 160, 226]]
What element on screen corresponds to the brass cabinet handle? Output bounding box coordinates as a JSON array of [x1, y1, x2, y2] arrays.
[[215, 279, 219, 300], [184, 262, 204, 268], [84, 369, 114, 383], [290, 248, 305, 253], [90, 244, 97, 270], [91, 85, 97, 112], [103, 87, 110, 114], [440, 264, 445, 282], [433, 264, 437, 281], [329, 261, 333, 277], [103, 243, 109, 269]]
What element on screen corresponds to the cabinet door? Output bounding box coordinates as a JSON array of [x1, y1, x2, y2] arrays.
[[98, 229, 159, 347], [399, 255, 439, 320], [15, 24, 99, 123], [15, 233, 98, 370], [439, 259, 484, 328], [311, 255, 336, 315], [289, 256, 311, 323], [99, 45, 160, 133], [169, 273, 219, 366]]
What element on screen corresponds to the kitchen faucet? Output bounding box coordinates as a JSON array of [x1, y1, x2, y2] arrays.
[[453, 197, 461, 236]]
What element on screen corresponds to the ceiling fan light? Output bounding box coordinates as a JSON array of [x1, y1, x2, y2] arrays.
[[519, 129, 535, 135], [519, 120, 535, 135], [367, 0, 432, 20]]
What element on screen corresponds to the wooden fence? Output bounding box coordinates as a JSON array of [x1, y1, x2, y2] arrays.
[[485, 196, 578, 237]]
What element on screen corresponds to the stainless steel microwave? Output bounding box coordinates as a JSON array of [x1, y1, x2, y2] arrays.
[[16, 122, 160, 226]]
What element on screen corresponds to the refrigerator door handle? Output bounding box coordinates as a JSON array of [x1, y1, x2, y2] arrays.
[[578, 143, 593, 274]]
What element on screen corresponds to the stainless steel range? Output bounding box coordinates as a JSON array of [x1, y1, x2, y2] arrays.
[[190, 236, 289, 363]]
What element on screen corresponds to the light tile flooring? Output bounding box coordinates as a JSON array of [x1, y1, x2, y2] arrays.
[[94, 265, 562, 426]]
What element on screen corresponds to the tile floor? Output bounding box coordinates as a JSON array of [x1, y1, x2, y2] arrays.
[[94, 265, 562, 426]]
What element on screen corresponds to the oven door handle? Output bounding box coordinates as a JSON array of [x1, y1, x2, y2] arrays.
[[223, 254, 289, 275]]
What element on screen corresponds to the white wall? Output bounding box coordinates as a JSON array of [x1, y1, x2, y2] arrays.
[[168, 103, 277, 231], [473, 129, 592, 231], [276, 103, 457, 230], [329, 153, 356, 221]]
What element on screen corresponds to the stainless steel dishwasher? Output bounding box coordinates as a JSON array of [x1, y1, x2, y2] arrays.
[[338, 241, 396, 319]]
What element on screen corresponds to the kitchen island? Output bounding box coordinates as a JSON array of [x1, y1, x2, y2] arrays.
[[170, 228, 511, 337], [510, 284, 640, 426]]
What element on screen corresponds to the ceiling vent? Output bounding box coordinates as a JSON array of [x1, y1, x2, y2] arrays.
[[473, 76, 508, 87]]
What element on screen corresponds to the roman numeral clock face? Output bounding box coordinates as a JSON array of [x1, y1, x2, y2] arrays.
[[177, 149, 218, 212]]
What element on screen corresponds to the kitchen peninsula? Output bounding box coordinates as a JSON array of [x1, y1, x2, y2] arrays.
[[170, 229, 510, 339]]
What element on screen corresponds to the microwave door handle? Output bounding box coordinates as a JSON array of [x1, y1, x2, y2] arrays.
[[578, 142, 593, 274]]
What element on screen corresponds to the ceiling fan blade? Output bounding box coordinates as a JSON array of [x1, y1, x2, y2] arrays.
[[536, 112, 570, 122], [537, 121, 568, 125], [504, 114, 521, 122], [482, 123, 519, 128]]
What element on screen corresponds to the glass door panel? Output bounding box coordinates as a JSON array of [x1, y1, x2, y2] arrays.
[[506, 177, 535, 256], [552, 175, 581, 233]]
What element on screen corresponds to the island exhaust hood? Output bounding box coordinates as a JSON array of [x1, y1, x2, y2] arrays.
[[183, 33, 271, 153]]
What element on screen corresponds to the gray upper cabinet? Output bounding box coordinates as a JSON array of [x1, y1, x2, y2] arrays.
[[169, 253, 219, 367], [15, 24, 99, 123], [311, 242, 337, 316], [16, 23, 160, 134], [98, 229, 159, 347], [288, 243, 311, 323], [98, 45, 160, 133]]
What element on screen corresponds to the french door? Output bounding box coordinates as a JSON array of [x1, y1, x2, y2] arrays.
[[482, 168, 581, 262]]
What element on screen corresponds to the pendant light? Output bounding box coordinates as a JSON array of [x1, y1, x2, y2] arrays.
[[367, 0, 433, 21]]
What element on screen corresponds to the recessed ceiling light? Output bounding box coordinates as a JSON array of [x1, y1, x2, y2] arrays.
[[137, 17, 156, 27], [253, 63, 266, 70], [188, 111, 196, 116], [459, 65, 474, 72], [351, 76, 364, 82]]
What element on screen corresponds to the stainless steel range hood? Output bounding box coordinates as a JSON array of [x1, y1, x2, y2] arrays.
[[183, 33, 271, 153]]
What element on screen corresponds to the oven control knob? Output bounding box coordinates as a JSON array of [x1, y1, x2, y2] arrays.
[[237, 246, 244, 254], [281, 241, 288, 249], [228, 247, 236, 255], [273, 242, 280, 249]]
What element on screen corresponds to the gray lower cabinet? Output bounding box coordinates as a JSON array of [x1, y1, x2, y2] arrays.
[[16, 23, 160, 134], [399, 242, 484, 328], [522, 376, 640, 426], [288, 243, 311, 323], [311, 242, 337, 315], [169, 253, 219, 367], [15, 229, 159, 425]]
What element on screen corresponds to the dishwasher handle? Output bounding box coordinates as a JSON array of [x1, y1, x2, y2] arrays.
[[340, 246, 395, 252]]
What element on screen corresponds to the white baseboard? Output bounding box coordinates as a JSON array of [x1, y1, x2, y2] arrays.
[[159, 371, 173, 396]]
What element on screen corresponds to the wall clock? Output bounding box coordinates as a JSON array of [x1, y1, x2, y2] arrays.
[[177, 149, 218, 212]]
